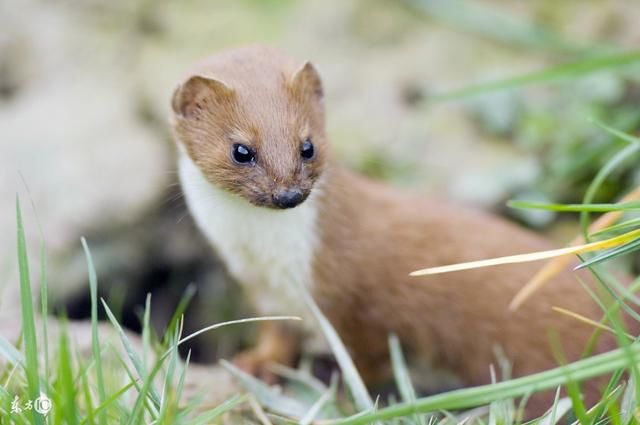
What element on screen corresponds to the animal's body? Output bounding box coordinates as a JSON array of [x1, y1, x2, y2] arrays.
[[171, 45, 624, 413]]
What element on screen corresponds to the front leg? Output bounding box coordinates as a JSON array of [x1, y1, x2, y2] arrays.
[[233, 321, 302, 384]]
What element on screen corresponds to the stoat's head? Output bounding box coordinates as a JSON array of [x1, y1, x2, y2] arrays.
[[171, 46, 327, 210]]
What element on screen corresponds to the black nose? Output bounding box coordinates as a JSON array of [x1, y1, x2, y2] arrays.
[[273, 189, 304, 209]]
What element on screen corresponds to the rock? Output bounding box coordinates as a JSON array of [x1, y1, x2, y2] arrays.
[[0, 0, 172, 320]]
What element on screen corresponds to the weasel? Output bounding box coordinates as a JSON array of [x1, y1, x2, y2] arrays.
[[171, 45, 624, 413]]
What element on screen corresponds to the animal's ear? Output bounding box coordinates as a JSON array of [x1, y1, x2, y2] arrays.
[[290, 61, 323, 102], [171, 75, 234, 119]]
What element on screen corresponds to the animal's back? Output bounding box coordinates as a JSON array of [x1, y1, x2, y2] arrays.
[[311, 166, 618, 398]]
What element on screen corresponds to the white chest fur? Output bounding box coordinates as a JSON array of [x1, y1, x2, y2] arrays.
[[178, 153, 323, 341]]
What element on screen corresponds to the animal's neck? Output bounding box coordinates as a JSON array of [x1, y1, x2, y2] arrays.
[[178, 152, 321, 293]]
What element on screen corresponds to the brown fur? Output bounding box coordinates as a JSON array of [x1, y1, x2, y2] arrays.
[[171, 45, 634, 415], [313, 168, 619, 412]]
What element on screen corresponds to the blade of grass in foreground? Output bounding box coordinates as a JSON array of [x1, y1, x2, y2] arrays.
[[174, 349, 191, 415], [573, 122, 640, 267], [81, 237, 107, 425], [592, 119, 640, 146], [169, 316, 301, 355], [578, 128, 640, 241], [507, 200, 640, 212], [331, 343, 640, 424], [407, 0, 586, 53], [300, 375, 338, 425], [37, 225, 49, 387], [163, 283, 196, 345], [509, 185, 640, 310], [429, 51, 640, 101], [296, 282, 375, 412], [190, 394, 248, 425], [79, 382, 135, 425], [221, 360, 309, 418], [57, 325, 79, 425], [551, 307, 634, 341], [127, 344, 176, 424], [16, 197, 44, 425], [410, 228, 640, 276], [0, 335, 25, 367], [389, 334, 425, 425], [101, 298, 162, 411], [20, 173, 50, 382], [576, 237, 640, 270], [591, 217, 640, 237]]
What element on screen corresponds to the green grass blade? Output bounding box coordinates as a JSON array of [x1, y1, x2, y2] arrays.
[[173, 349, 191, 408], [221, 359, 310, 418], [57, 325, 79, 425], [389, 334, 425, 425], [592, 119, 640, 145], [296, 283, 374, 412], [165, 316, 301, 359], [590, 218, 640, 237], [100, 298, 162, 410], [81, 237, 107, 425], [576, 237, 640, 270], [158, 323, 181, 421], [38, 239, 48, 386], [162, 283, 196, 344], [20, 173, 50, 383], [141, 293, 152, 372], [127, 350, 170, 425], [268, 363, 327, 394], [332, 343, 640, 424], [429, 51, 640, 101], [540, 392, 571, 425], [15, 197, 44, 425], [598, 279, 640, 409], [78, 354, 95, 425], [300, 375, 338, 425], [596, 387, 625, 424], [0, 335, 25, 367], [563, 376, 588, 424], [579, 262, 640, 328], [621, 376, 637, 425], [79, 382, 136, 425], [580, 121, 640, 242], [190, 394, 248, 425], [579, 137, 640, 241], [407, 0, 588, 53], [507, 200, 640, 213], [0, 383, 11, 398]]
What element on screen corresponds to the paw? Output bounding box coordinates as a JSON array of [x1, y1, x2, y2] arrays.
[[233, 349, 279, 385]]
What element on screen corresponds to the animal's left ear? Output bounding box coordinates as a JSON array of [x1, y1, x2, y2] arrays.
[[171, 75, 234, 119], [290, 61, 324, 102]]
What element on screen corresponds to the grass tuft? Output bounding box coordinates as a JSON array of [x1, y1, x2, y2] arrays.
[[16, 197, 44, 425]]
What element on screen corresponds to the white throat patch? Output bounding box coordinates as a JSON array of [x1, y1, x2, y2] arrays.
[[178, 153, 322, 337]]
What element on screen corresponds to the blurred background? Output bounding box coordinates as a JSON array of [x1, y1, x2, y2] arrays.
[[1, 0, 640, 363]]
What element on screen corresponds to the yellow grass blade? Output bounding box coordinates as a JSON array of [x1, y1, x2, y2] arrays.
[[409, 229, 640, 277], [509, 186, 640, 311], [551, 307, 634, 341]]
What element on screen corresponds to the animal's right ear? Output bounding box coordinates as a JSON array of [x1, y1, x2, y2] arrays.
[[171, 75, 234, 119], [290, 62, 323, 102]]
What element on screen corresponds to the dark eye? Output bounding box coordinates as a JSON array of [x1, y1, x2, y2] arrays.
[[301, 138, 315, 160], [232, 144, 255, 165]]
